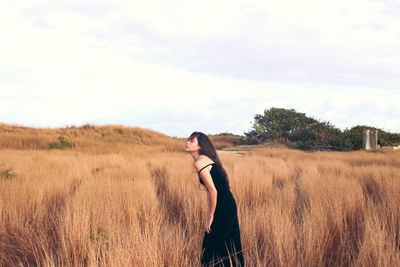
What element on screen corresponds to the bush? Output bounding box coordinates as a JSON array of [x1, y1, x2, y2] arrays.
[[0, 168, 15, 180], [211, 132, 240, 136], [48, 136, 75, 150], [81, 123, 95, 130], [243, 108, 400, 151]]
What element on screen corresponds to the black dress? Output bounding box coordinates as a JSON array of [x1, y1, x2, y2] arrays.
[[198, 163, 244, 267]]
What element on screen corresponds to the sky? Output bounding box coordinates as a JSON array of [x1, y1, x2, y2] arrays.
[[1, 0, 400, 137]]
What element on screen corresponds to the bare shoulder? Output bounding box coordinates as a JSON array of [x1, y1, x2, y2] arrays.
[[194, 155, 214, 172], [193, 159, 207, 172]]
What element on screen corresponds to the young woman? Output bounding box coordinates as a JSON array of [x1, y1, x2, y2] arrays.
[[186, 132, 244, 266]]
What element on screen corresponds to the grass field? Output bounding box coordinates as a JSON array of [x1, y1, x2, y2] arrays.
[[1, 124, 399, 266]]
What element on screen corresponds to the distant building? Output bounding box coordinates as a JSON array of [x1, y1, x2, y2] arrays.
[[382, 145, 400, 151], [363, 130, 378, 150]]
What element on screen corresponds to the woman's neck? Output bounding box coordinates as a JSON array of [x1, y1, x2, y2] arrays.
[[191, 151, 200, 161]]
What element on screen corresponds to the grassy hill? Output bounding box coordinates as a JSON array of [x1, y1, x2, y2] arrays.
[[0, 123, 247, 154], [0, 123, 185, 154], [209, 134, 242, 150]]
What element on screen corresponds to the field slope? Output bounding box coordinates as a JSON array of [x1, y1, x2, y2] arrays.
[[1, 124, 399, 266]]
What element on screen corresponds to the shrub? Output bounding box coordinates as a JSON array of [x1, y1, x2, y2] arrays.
[[244, 108, 400, 151], [81, 123, 95, 130], [0, 168, 15, 180], [48, 136, 75, 150]]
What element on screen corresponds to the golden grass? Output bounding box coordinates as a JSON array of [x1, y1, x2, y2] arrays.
[[0, 123, 183, 154], [1, 125, 400, 266], [209, 135, 241, 150]]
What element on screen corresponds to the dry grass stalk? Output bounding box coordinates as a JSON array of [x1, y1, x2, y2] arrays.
[[0, 125, 399, 266]]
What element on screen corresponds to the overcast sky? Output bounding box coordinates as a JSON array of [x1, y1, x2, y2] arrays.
[[1, 0, 400, 137]]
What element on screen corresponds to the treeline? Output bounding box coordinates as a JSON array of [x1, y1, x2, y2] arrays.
[[237, 108, 400, 151]]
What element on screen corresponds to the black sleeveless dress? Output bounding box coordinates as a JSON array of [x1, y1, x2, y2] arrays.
[[198, 163, 244, 266]]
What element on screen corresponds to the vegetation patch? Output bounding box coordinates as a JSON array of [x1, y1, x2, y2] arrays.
[[0, 168, 15, 180], [238, 107, 400, 151], [81, 123, 96, 130], [48, 136, 75, 150], [90, 227, 108, 242]]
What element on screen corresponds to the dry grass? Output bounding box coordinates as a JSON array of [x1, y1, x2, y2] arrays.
[[209, 135, 241, 150], [0, 123, 183, 154], [1, 124, 400, 266]]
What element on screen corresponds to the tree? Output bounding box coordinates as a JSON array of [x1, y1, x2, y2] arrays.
[[344, 125, 400, 150], [248, 108, 317, 142], [342, 125, 371, 150], [242, 107, 400, 151], [289, 121, 346, 150]]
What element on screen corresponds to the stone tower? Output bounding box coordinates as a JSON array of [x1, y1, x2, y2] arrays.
[[363, 130, 378, 150]]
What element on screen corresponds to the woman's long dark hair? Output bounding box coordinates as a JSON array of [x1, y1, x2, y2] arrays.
[[189, 131, 229, 183]]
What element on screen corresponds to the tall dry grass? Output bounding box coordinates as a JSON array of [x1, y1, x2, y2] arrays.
[[0, 123, 183, 154], [1, 125, 400, 266]]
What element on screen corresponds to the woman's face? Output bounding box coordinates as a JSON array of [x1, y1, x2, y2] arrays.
[[185, 136, 200, 153]]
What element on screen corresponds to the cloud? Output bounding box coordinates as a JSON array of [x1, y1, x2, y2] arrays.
[[95, 0, 400, 87], [1, 0, 400, 136], [3, 0, 400, 88]]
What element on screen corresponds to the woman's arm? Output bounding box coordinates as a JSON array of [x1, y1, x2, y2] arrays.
[[195, 162, 217, 233]]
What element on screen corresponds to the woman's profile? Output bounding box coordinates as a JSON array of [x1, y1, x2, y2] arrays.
[[186, 132, 244, 266]]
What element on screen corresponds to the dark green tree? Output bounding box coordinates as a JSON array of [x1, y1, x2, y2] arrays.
[[242, 107, 400, 151], [342, 125, 371, 150], [344, 125, 400, 150], [289, 121, 346, 150], [249, 107, 317, 142]]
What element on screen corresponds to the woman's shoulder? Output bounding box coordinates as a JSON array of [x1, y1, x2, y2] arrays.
[[194, 156, 214, 172]]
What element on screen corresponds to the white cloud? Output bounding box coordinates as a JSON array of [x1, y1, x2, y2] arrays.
[[1, 0, 400, 136]]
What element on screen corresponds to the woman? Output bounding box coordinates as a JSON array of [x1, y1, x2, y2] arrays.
[[186, 132, 244, 266]]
